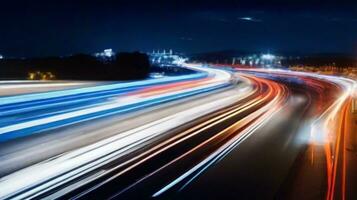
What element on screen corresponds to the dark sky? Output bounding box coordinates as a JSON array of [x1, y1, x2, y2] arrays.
[[1, 0, 357, 57]]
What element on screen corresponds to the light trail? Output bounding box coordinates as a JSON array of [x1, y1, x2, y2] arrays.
[[235, 66, 357, 200], [310, 79, 354, 200], [0, 65, 232, 142], [151, 78, 287, 197], [66, 75, 288, 199], [0, 82, 85, 89], [0, 72, 208, 106], [0, 64, 236, 199], [1, 64, 355, 199], [264, 69, 356, 200], [0, 86, 251, 199]]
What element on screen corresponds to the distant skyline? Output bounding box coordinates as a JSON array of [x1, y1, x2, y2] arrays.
[[1, 0, 357, 57]]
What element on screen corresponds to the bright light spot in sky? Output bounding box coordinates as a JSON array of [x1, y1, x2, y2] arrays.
[[239, 17, 261, 22], [240, 17, 253, 21]]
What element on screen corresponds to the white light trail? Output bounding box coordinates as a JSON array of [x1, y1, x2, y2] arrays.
[[0, 83, 252, 199]]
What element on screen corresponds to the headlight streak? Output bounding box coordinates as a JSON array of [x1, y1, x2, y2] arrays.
[[2, 64, 354, 199], [68, 76, 269, 199], [0, 73, 208, 106], [58, 84, 259, 199], [0, 66, 231, 142], [0, 84, 228, 142], [0, 87, 252, 200], [308, 77, 354, 200], [50, 74, 285, 199], [0, 65, 236, 199], [151, 77, 287, 197], [0, 82, 86, 89], [235, 67, 357, 200], [0, 78, 215, 133], [256, 69, 356, 200], [0, 86, 141, 117], [0, 75, 207, 116], [0, 65, 223, 118]]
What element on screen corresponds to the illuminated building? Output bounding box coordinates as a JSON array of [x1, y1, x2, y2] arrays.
[[94, 49, 115, 60], [149, 49, 188, 66], [233, 53, 284, 67]]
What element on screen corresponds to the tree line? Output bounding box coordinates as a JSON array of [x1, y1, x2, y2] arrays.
[[0, 52, 151, 80]]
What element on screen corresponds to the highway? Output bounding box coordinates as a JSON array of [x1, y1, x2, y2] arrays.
[[0, 80, 97, 96], [0, 64, 355, 199]]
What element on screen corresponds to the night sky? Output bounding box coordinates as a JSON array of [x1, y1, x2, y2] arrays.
[[1, 0, 357, 57]]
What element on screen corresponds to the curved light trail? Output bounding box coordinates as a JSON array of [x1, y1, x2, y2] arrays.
[[0, 64, 355, 199], [0, 64, 235, 199]]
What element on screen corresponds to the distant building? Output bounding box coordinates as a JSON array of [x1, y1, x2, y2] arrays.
[[233, 53, 284, 67], [94, 49, 115, 60], [149, 49, 188, 66]]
